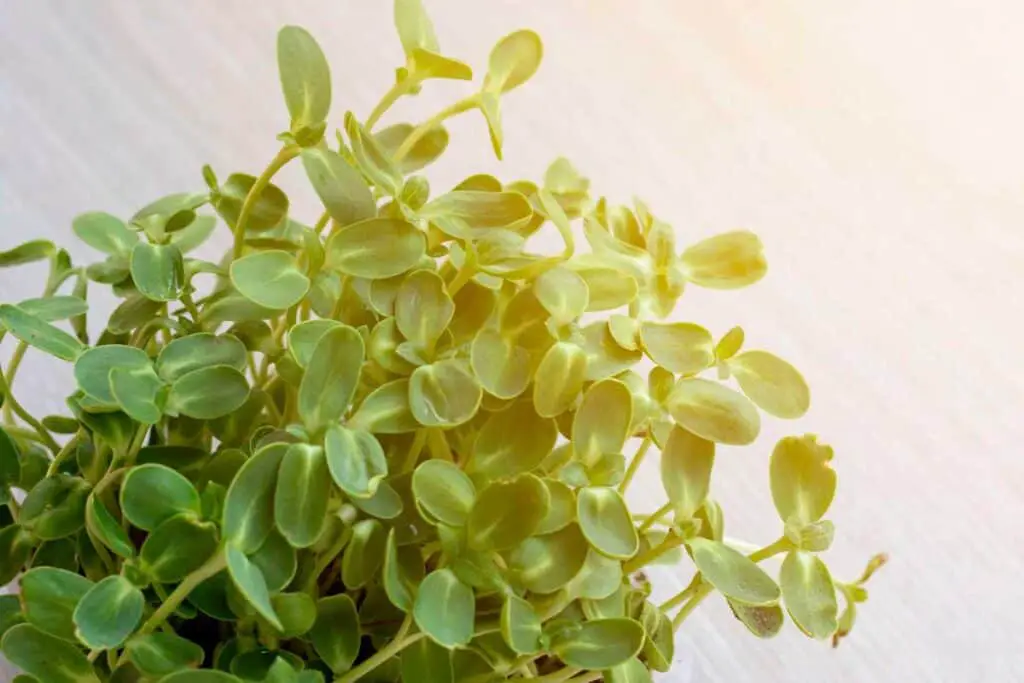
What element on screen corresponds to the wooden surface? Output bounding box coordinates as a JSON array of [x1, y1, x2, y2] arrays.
[[2, 1, 1023, 681]]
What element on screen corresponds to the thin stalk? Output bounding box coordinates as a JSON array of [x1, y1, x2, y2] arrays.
[[623, 533, 687, 573], [45, 435, 79, 477], [618, 436, 652, 494], [0, 367, 59, 453], [393, 96, 478, 162], [748, 537, 792, 563], [399, 429, 428, 473], [637, 501, 673, 533], [2, 342, 29, 422], [138, 548, 228, 636], [232, 145, 300, 259], [335, 618, 424, 683], [671, 581, 714, 631], [366, 78, 416, 130], [659, 573, 702, 611], [313, 210, 331, 235]]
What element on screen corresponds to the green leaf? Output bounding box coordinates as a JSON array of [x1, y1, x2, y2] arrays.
[[274, 444, 330, 548], [401, 637, 453, 683], [309, 595, 360, 674], [72, 576, 143, 649], [467, 474, 547, 551], [213, 173, 289, 232], [301, 148, 374, 227], [409, 49, 472, 81], [532, 342, 588, 418], [484, 29, 543, 93], [469, 329, 530, 400], [1, 624, 100, 683], [0, 425, 20, 491], [277, 26, 332, 129], [665, 378, 761, 445], [159, 669, 241, 682], [640, 321, 715, 376], [769, 435, 836, 525], [341, 519, 386, 589], [509, 523, 588, 594], [324, 217, 426, 279], [298, 324, 364, 433], [470, 399, 556, 479], [727, 599, 785, 639], [287, 320, 340, 368], [106, 295, 162, 335], [349, 379, 418, 433], [715, 326, 745, 361], [409, 360, 482, 427], [223, 442, 288, 552], [729, 350, 810, 419], [324, 424, 387, 499], [607, 658, 654, 683], [166, 365, 250, 420], [396, 270, 454, 351], [500, 595, 541, 654], [130, 242, 184, 302], [19, 567, 93, 641], [780, 550, 838, 639], [638, 602, 673, 671], [19, 475, 89, 540], [0, 240, 56, 268], [679, 231, 766, 289], [375, 123, 449, 174], [576, 487, 638, 560], [534, 266, 589, 324], [85, 496, 134, 559], [121, 464, 200, 531], [74, 345, 151, 406], [660, 425, 715, 520], [126, 632, 204, 677], [572, 379, 632, 467], [477, 92, 503, 160], [156, 334, 247, 383], [419, 191, 532, 232], [536, 479, 575, 535], [73, 212, 138, 255], [226, 545, 282, 630], [394, 0, 439, 57], [550, 618, 645, 670], [110, 364, 163, 424], [15, 296, 88, 323], [687, 537, 781, 605], [412, 459, 476, 527], [170, 215, 217, 254], [414, 568, 475, 648], [0, 525, 34, 585], [139, 515, 219, 583], [344, 112, 403, 195], [230, 250, 310, 310], [249, 530, 298, 593], [0, 594, 23, 639], [0, 304, 84, 361], [382, 528, 418, 613], [270, 592, 317, 638]]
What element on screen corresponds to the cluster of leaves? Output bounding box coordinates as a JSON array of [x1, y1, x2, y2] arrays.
[[0, 1, 883, 681]]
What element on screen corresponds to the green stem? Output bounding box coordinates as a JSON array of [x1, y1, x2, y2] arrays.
[[180, 291, 203, 329], [45, 436, 79, 477], [138, 548, 228, 636], [232, 145, 300, 259], [659, 572, 702, 611], [0, 366, 59, 453], [748, 536, 792, 563], [313, 210, 331, 235], [637, 501, 673, 533], [618, 437, 652, 494], [399, 429, 428, 473], [671, 583, 714, 631], [393, 96, 478, 162], [335, 618, 423, 683], [534, 667, 582, 683], [366, 78, 416, 130], [2, 342, 29, 423], [622, 533, 687, 573]]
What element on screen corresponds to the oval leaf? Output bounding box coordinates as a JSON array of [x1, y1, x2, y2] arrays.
[[413, 459, 476, 527], [414, 568, 475, 648], [166, 365, 250, 420], [19, 567, 93, 641], [226, 545, 282, 630], [274, 444, 330, 548], [297, 324, 364, 433], [324, 424, 387, 499], [577, 487, 638, 560], [309, 595, 360, 674], [74, 344, 151, 405], [156, 334, 247, 383], [680, 231, 766, 289], [484, 29, 543, 93], [395, 270, 454, 351], [780, 550, 838, 639], [1, 624, 100, 683], [409, 360, 482, 427], [640, 321, 715, 376], [687, 537, 780, 605], [532, 342, 588, 418], [341, 519, 386, 589], [471, 399, 556, 479], [121, 464, 200, 531], [550, 618, 645, 670], [769, 435, 836, 525], [277, 26, 332, 128], [0, 304, 84, 361], [572, 379, 632, 466], [223, 443, 288, 553], [130, 242, 184, 302], [301, 148, 375, 228], [470, 329, 530, 400], [72, 575, 144, 649], [501, 595, 541, 654], [729, 350, 810, 419], [126, 632, 205, 677], [510, 524, 589, 594], [230, 250, 310, 310], [73, 212, 137, 255], [467, 475, 548, 551], [665, 378, 761, 445], [660, 425, 715, 520], [325, 217, 426, 279]]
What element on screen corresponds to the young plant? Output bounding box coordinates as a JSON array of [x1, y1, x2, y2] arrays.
[[0, 1, 883, 681]]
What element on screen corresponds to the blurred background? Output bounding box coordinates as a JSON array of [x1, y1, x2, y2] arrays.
[[2, 1, 1022, 681]]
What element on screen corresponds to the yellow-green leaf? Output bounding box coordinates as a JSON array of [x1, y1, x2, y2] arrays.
[[484, 30, 543, 94], [665, 378, 760, 445], [470, 329, 530, 400], [572, 379, 632, 467], [414, 569, 475, 648], [396, 270, 453, 351], [467, 475, 547, 551], [409, 360, 481, 428], [412, 460, 476, 527], [660, 425, 714, 520], [687, 537, 780, 605], [729, 350, 810, 419], [277, 26, 332, 129], [640, 321, 714, 376], [470, 399, 556, 479], [780, 550, 838, 639], [680, 231, 766, 289], [533, 342, 587, 418], [325, 217, 426, 279], [769, 435, 836, 525], [577, 487, 638, 560], [550, 618, 645, 670]]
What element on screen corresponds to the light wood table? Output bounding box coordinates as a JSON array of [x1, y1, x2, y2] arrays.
[[2, 2, 1022, 681]]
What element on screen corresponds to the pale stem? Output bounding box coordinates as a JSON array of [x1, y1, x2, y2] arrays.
[[138, 548, 228, 636], [637, 501, 673, 533], [232, 145, 300, 259], [335, 617, 424, 683], [366, 77, 416, 130], [618, 436, 652, 494], [393, 96, 478, 162]]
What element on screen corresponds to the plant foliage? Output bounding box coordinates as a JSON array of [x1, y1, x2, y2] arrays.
[[0, 2, 884, 681]]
